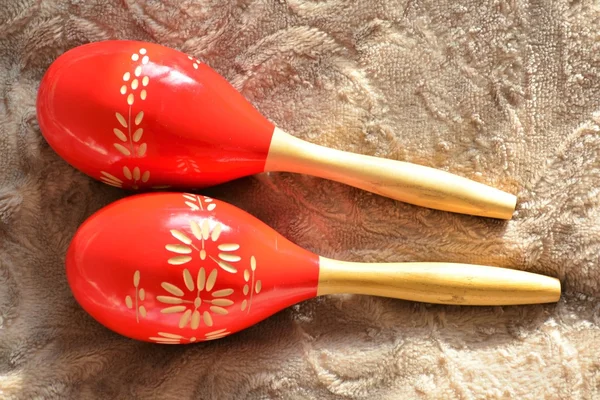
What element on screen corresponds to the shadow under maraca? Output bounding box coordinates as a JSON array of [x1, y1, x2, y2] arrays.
[[190, 170, 519, 274], [24, 291, 560, 398]]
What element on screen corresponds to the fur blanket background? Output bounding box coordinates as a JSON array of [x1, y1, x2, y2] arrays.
[[1, 1, 599, 399]]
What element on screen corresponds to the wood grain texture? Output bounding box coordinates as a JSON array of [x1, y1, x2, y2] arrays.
[[317, 258, 560, 306], [266, 127, 517, 219]]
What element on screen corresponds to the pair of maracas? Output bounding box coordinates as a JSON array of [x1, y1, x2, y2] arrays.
[[37, 40, 560, 344]]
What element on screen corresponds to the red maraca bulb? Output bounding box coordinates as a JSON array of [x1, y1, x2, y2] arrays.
[[66, 193, 320, 343], [66, 193, 560, 344], [37, 40, 274, 190]]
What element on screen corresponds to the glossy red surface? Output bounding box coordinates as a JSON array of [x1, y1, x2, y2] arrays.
[[37, 40, 275, 190], [66, 192, 320, 343]]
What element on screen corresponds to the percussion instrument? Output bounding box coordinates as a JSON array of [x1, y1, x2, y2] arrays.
[[37, 40, 517, 219], [66, 192, 560, 344]]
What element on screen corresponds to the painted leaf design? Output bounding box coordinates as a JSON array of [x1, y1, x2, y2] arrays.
[[157, 332, 182, 339], [218, 244, 240, 251], [135, 111, 144, 125], [190, 221, 202, 240], [191, 310, 200, 329], [141, 171, 150, 183], [156, 296, 183, 304], [186, 201, 200, 211], [113, 128, 127, 142], [203, 311, 213, 326], [201, 220, 210, 240], [161, 282, 184, 296], [179, 310, 192, 328], [123, 166, 132, 180], [101, 171, 122, 183], [116, 112, 127, 128], [168, 256, 192, 265], [197, 268, 206, 292], [211, 299, 234, 306], [137, 143, 147, 156], [101, 180, 121, 188], [161, 306, 186, 314], [114, 143, 131, 156], [213, 258, 237, 274], [205, 333, 230, 340], [211, 223, 222, 241], [206, 329, 227, 337], [166, 244, 191, 254], [218, 253, 241, 262], [183, 269, 194, 291], [210, 306, 228, 315], [206, 269, 217, 291], [212, 289, 234, 297], [150, 338, 179, 343], [133, 128, 143, 142], [171, 230, 192, 244]]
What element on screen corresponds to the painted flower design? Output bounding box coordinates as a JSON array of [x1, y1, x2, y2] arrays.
[[177, 159, 202, 174], [149, 329, 231, 344], [157, 267, 234, 329], [149, 332, 197, 344], [182, 193, 216, 212], [125, 270, 147, 322], [187, 54, 202, 70], [166, 219, 240, 274], [99, 46, 152, 188], [204, 329, 231, 341], [100, 167, 150, 189], [241, 256, 261, 312], [112, 111, 147, 157]]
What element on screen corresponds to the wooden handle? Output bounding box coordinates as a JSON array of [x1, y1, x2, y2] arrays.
[[265, 128, 517, 219], [317, 257, 561, 306]]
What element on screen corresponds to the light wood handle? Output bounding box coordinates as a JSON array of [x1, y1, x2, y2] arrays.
[[317, 257, 561, 306], [265, 128, 517, 219]]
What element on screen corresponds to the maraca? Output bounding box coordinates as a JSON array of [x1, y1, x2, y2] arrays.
[[66, 192, 560, 344], [37, 39, 516, 219]]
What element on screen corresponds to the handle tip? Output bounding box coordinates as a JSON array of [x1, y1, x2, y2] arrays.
[[493, 191, 518, 220], [541, 276, 562, 303]]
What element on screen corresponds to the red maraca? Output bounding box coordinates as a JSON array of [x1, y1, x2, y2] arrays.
[[37, 40, 516, 219], [66, 192, 560, 344]]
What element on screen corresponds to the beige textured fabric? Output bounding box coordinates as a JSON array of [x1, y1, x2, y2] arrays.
[[1, 1, 599, 399]]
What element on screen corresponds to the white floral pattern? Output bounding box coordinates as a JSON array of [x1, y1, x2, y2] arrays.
[[157, 267, 234, 329], [125, 270, 147, 322], [166, 218, 240, 274], [100, 46, 151, 188]]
